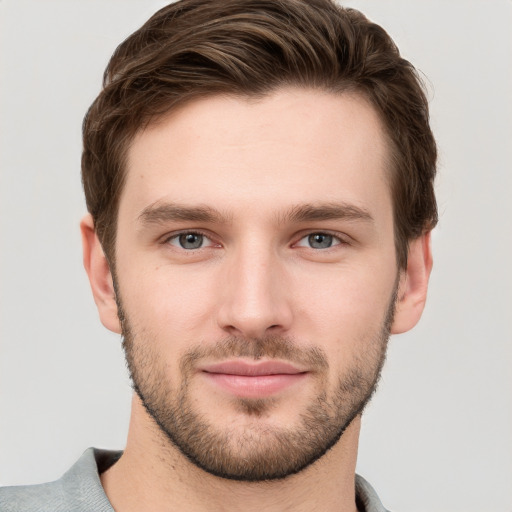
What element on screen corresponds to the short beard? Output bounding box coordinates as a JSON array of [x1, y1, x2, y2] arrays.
[[117, 284, 397, 482]]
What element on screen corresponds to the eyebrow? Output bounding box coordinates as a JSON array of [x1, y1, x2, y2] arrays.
[[279, 202, 374, 224], [137, 201, 374, 227], [138, 203, 230, 226]]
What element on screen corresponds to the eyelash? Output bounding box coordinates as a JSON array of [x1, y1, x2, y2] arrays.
[[163, 230, 218, 250], [162, 230, 349, 251], [294, 232, 347, 250]]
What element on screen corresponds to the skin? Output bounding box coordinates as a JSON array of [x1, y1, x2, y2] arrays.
[[81, 88, 432, 512]]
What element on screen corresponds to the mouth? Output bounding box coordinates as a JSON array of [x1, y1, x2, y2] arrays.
[[200, 360, 309, 398]]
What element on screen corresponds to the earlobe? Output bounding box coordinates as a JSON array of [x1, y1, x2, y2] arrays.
[[391, 232, 433, 334], [80, 214, 122, 334]]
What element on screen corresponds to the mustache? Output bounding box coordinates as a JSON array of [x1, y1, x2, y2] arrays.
[[180, 335, 329, 373]]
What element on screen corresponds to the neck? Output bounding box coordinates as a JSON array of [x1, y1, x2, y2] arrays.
[[101, 394, 361, 512]]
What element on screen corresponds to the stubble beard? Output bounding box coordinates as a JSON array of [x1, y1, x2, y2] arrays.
[[117, 287, 397, 482]]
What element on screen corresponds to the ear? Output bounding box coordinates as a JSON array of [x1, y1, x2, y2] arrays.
[[80, 214, 122, 334], [391, 232, 433, 334]]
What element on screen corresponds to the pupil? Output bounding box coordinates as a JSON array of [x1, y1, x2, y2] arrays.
[[309, 233, 332, 249], [179, 233, 203, 249]]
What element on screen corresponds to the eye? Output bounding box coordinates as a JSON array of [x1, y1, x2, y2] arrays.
[[295, 232, 342, 249], [167, 232, 214, 250]]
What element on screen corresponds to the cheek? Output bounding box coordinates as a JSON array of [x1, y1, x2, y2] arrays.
[[117, 262, 219, 343], [291, 265, 395, 360]]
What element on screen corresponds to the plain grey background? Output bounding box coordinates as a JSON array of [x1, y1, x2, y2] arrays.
[[1, 1, 511, 511]]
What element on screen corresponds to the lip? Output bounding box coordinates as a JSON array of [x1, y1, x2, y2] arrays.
[[202, 360, 305, 376], [200, 360, 308, 398]]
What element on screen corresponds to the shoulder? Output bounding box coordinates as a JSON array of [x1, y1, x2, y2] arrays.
[[0, 448, 121, 512], [355, 474, 392, 512], [0, 478, 68, 512]]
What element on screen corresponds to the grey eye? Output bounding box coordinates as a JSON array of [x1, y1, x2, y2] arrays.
[[178, 233, 204, 249], [308, 233, 334, 249]]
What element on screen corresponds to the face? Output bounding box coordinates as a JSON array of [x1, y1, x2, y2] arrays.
[[113, 89, 400, 481]]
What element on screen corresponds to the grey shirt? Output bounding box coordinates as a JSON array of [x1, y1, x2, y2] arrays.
[[0, 448, 390, 511]]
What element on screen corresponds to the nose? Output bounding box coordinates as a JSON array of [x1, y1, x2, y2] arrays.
[[216, 244, 293, 339]]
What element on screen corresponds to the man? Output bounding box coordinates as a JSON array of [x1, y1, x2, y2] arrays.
[[0, 0, 437, 510]]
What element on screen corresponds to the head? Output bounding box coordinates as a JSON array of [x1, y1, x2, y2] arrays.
[[81, 0, 436, 482]]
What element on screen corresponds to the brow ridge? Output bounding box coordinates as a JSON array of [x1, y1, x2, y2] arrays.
[[138, 203, 229, 225], [137, 201, 374, 227], [280, 202, 374, 224]]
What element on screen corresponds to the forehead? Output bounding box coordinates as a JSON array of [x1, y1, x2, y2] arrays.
[[121, 88, 391, 224]]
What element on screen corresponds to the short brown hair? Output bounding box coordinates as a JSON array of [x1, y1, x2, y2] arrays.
[[82, 0, 437, 269]]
